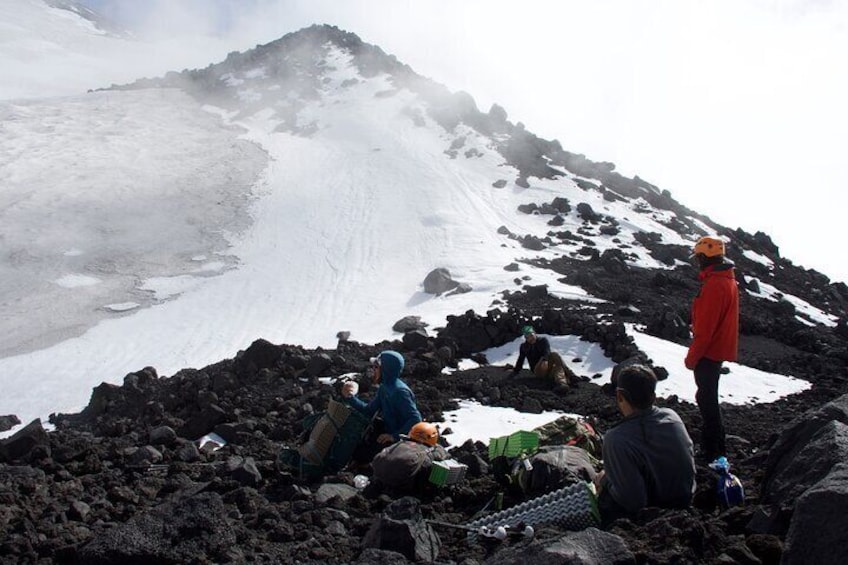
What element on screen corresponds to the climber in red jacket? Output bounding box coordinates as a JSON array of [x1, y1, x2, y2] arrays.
[[685, 236, 739, 462]]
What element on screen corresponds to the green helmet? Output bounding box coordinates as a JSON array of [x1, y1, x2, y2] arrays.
[[521, 325, 535, 336]]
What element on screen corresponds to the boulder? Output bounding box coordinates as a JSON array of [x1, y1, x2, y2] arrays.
[[0, 419, 48, 462], [228, 456, 263, 487], [646, 309, 689, 341], [392, 316, 428, 333], [745, 533, 783, 564], [782, 463, 848, 565], [0, 414, 21, 433], [576, 202, 602, 222], [485, 528, 635, 564], [127, 445, 163, 466], [236, 338, 282, 372], [762, 394, 848, 502], [598, 248, 629, 274], [524, 284, 549, 300], [522, 236, 546, 251], [402, 329, 430, 351], [315, 483, 359, 505], [423, 268, 459, 295], [362, 497, 441, 563], [149, 425, 177, 446], [179, 405, 228, 440], [175, 441, 202, 463], [763, 420, 848, 503], [551, 197, 571, 214], [69, 500, 92, 522], [80, 383, 122, 418], [306, 353, 333, 377]]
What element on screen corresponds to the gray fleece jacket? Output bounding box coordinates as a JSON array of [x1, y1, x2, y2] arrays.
[[601, 406, 695, 514]]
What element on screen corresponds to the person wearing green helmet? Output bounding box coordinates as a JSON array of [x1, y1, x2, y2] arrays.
[[508, 325, 576, 391]]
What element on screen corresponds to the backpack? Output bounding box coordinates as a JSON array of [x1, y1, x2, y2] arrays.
[[491, 445, 600, 495], [514, 445, 599, 495], [372, 440, 448, 492], [533, 416, 603, 459], [277, 399, 371, 481]]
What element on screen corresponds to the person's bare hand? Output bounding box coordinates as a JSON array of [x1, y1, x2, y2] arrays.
[[377, 433, 394, 445], [341, 381, 358, 398], [593, 470, 605, 491]]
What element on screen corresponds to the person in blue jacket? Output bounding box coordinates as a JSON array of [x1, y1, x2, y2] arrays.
[[341, 350, 422, 447]]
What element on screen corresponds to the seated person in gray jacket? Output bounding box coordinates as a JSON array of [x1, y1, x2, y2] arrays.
[[594, 363, 696, 525]]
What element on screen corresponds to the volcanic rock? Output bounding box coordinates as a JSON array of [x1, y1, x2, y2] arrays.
[[362, 497, 441, 563], [485, 527, 634, 564], [423, 268, 460, 295]]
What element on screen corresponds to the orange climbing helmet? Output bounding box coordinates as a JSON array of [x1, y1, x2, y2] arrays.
[[691, 236, 726, 258], [409, 422, 439, 446]]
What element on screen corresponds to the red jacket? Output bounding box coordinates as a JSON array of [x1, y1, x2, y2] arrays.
[[685, 263, 739, 369]]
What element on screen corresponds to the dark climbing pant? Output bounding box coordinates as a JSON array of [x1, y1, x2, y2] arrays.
[[694, 357, 726, 461]]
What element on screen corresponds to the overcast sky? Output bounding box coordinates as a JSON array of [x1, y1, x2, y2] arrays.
[[80, 0, 848, 284]]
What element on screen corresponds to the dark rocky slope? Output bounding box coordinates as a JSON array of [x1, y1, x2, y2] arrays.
[[1, 291, 847, 563]]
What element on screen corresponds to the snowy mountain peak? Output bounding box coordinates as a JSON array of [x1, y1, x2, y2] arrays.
[[117, 26, 699, 230]]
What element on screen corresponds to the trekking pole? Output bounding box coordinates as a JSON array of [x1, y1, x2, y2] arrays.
[[126, 461, 225, 473], [426, 519, 534, 541]]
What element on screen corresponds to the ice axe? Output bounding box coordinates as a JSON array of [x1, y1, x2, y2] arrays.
[[426, 519, 534, 541]]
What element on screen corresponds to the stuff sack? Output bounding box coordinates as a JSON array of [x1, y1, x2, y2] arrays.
[[372, 440, 448, 492], [710, 456, 745, 508], [717, 472, 745, 507]]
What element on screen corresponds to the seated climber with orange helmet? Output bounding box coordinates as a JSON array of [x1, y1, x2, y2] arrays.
[[341, 350, 423, 462]]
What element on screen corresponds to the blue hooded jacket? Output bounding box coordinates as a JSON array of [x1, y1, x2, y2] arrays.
[[346, 350, 422, 441]]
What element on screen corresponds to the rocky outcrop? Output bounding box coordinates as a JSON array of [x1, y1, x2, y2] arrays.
[[782, 463, 848, 565], [761, 394, 848, 503]]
